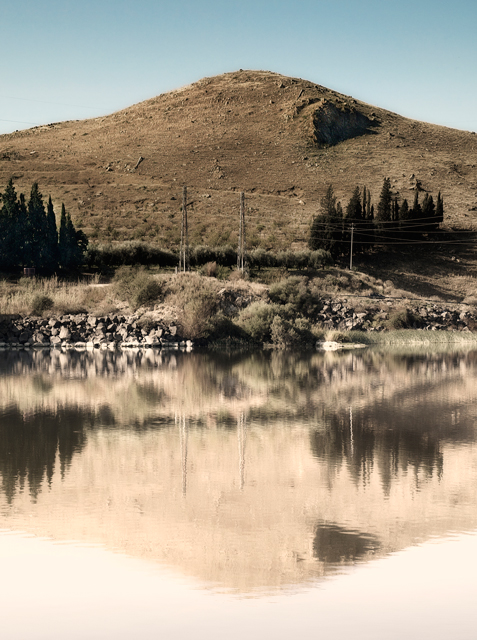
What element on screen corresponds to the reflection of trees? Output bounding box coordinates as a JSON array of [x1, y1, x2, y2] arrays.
[[0, 405, 100, 503], [310, 391, 476, 492], [313, 522, 380, 564]]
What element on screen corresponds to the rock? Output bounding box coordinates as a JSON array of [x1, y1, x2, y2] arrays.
[[59, 326, 71, 340]]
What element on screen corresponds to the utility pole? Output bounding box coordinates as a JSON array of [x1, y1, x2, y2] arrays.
[[349, 223, 354, 270], [238, 191, 246, 272], [179, 185, 189, 272]]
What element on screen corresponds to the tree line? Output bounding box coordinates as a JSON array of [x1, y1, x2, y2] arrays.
[[309, 178, 444, 258], [0, 179, 87, 272]]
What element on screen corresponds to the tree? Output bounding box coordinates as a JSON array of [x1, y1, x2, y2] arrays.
[[309, 184, 342, 258], [435, 192, 444, 227], [399, 198, 411, 242], [44, 196, 59, 271], [375, 177, 392, 244], [58, 203, 86, 269], [409, 191, 422, 240], [376, 178, 392, 224], [0, 179, 24, 268], [421, 193, 435, 233], [25, 182, 49, 268], [345, 186, 363, 254]]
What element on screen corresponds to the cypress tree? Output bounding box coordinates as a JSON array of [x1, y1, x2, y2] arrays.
[[399, 199, 411, 242], [410, 191, 422, 240], [375, 177, 392, 243], [45, 196, 59, 271], [26, 182, 49, 268], [345, 187, 363, 254], [421, 193, 435, 233], [435, 192, 444, 226], [58, 203, 86, 269], [309, 184, 342, 258], [0, 179, 23, 268]]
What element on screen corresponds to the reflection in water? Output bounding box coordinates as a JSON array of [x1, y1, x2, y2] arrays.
[[0, 406, 89, 503], [0, 347, 477, 592], [313, 523, 380, 564]]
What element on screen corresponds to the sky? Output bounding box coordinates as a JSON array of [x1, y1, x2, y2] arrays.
[[1, 0, 476, 135]]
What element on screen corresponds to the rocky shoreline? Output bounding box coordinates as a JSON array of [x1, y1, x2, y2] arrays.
[[1, 298, 477, 350], [0, 314, 192, 350], [315, 299, 477, 333]]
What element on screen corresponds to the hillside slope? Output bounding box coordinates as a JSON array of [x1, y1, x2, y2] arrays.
[[1, 69, 476, 252]]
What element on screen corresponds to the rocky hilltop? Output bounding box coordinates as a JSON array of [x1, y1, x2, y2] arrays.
[[1, 70, 476, 250]]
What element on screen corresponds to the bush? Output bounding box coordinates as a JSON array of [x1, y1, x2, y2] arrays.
[[166, 274, 219, 340], [236, 301, 281, 343], [113, 266, 162, 310], [85, 242, 177, 269], [270, 315, 314, 349], [385, 308, 421, 330], [31, 294, 54, 316], [200, 261, 217, 277], [269, 276, 323, 317]]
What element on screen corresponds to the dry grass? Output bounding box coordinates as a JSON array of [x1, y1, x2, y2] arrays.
[[0, 275, 119, 317]]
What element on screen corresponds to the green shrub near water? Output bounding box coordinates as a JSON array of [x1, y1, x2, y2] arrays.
[[113, 266, 162, 310]]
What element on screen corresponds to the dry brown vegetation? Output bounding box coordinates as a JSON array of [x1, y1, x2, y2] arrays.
[[1, 69, 477, 302]]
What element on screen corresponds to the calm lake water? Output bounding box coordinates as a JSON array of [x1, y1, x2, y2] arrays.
[[1, 347, 477, 639]]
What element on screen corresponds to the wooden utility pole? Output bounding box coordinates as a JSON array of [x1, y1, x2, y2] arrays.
[[238, 191, 246, 272], [179, 186, 189, 272], [349, 223, 354, 270]]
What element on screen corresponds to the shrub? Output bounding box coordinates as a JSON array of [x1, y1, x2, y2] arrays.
[[270, 315, 314, 349], [200, 261, 217, 277], [113, 266, 162, 310], [269, 276, 323, 317], [166, 274, 219, 340], [85, 241, 177, 269], [236, 301, 281, 343], [385, 308, 421, 330], [31, 294, 54, 316]]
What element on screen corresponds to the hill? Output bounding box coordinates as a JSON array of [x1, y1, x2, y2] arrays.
[[1, 70, 476, 248], [2, 70, 477, 303]]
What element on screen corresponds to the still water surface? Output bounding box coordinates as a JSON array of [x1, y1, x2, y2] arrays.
[[1, 347, 477, 639]]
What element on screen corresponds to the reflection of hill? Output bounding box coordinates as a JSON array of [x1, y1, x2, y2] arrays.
[[1, 348, 477, 592], [313, 523, 380, 565]]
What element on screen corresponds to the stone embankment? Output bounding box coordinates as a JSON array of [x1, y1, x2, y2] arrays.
[[0, 314, 191, 350], [0, 300, 476, 350], [317, 300, 477, 332]]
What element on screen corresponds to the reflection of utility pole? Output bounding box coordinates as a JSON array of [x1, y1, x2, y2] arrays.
[[237, 192, 246, 272], [349, 406, 354, 456], [177, 413, 189, 496], [237, 412, 247, 490]]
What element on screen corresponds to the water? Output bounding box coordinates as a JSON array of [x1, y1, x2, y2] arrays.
[[1, 347, 477, 639]]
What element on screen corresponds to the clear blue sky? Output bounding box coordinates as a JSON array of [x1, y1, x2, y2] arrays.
[[1, 0, 476, 135]]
